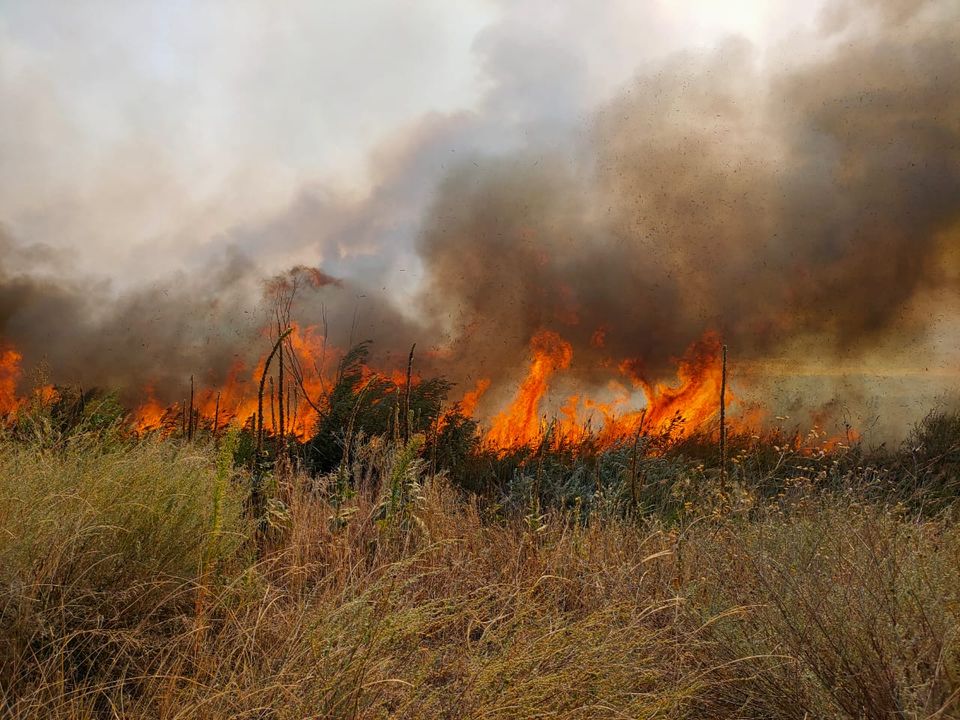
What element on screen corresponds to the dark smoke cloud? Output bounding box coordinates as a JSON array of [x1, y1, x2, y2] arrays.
[[1, 229, 254, 399], [417, 0, 960, 395], [1, 221, 422, 402]]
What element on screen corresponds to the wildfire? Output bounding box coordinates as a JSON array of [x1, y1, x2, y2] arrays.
[[1, 347, 22, 416], [624, 331, 728, 434], [128, 323, 337, 439], [130, 386, 168, 431], [481, 330, 731, 450], [1, 346, 58, 417], [4, 320, 850, 455], [485, 330, 573, 448], [459, 378, 491, 417]]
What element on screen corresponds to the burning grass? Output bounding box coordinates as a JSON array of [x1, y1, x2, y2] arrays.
[[1, 326, 744, 455]]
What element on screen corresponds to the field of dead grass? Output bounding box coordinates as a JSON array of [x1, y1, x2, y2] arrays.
[[1, 428, 958, 719]]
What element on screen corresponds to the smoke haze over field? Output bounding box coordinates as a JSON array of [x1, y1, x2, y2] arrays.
[[420, 1, 960, 376], [1, 0, 959, 437]]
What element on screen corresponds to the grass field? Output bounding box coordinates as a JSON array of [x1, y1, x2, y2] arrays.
[[1, 402, 958, 719]]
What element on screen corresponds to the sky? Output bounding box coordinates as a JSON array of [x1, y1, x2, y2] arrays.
[[0, 0, 822, 285]]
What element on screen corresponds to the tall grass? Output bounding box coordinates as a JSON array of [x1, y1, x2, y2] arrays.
[[687, 506, 960, 717], [0, 436, 248, 708], [1, 426, 958, 718]]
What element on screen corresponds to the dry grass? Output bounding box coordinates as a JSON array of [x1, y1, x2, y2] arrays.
[[0, 432, 958, 718]]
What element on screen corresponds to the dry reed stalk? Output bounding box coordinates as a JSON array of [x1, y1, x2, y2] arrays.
[[339, 376, 375, 490], [256, 327, 293, 459], [534, 421, 556, 507], [289, 383, 296, 428], [402, 343, 415, 444], [287, 381, 292, 433], [269, 376, 276, 437], [188, 375, 195, 441], [212, 392, 220, 436], [630, 408, 647, 509], [595, 454, 602, 496], [431, 401, 442, 477], [277, 326, 285, 442], [719, 344, 728, 489]]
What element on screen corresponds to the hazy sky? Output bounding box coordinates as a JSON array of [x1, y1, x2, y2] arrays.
[[0, 0, 822, 285]]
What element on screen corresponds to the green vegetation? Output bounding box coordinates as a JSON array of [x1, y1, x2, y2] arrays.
[[1, 393, 959, 718]]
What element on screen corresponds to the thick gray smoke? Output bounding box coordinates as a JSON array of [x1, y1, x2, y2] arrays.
[[418, 0, 960, 393], [0, 229, 420, 403], [1, 231, 252, 399]]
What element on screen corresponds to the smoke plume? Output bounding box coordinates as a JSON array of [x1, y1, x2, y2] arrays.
[[418, 0, 959, 385], [1, 0, 959, 432]]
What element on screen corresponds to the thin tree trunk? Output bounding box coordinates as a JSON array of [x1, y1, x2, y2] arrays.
[[431, 402, 441, 478], [252, 327, 294, 537]]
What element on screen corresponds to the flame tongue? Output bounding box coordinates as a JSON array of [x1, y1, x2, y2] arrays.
[[128, 323, 335, 439], [131, 387, 169, 431], [632, 331, 726, 434], [485, 330, 573, 448], [459, 378, 491, 418]]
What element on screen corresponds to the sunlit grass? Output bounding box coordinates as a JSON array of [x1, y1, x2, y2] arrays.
[[1, 423, 957, 718]]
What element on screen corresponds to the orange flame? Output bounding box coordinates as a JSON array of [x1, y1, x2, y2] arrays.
[[459, 378, 491, 417], [484, 330, 573, 448], [131, 386, 169, 431], [624, 331, 727, 434], [5, 320, 854, 453], [0, 347, 57, 418], [1, 347, 23, 416], [130, 323, 339, 439], [480, 330, 732, 450]]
